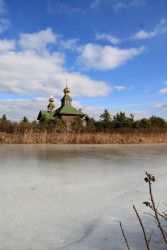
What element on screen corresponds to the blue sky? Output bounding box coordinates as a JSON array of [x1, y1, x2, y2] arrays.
[[0, 0, 167, 121]]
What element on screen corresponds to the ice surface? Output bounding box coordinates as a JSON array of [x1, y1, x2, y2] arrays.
[[0, 144, 167, 250]]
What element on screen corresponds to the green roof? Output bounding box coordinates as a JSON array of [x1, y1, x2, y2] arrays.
[[55, 105, 84, 115], [47, 102, 55, 108], [61, 95, 72, 101], [37, 111, 55, 120], [37, 106, 84, 120]]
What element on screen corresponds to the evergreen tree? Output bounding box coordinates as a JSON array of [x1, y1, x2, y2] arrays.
[[100, 109, 111, 122], [133, 120, 141, 128], [1, 114, 7, 120], [113, 112, 134, 128], [88, 117, 96, 128], [139, 118, 151, 128], [71, 116, 82, 131], [87, 118, 96, 132], [53, 117, 66, 127], [22, 116, 28, 123], [99, 109, 113, 131], [31, 120, 37, 125], [149, 116, 167, 128], [39, 114, 49, 124]]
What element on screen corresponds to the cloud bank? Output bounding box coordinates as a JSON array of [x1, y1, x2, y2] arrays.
[[77, 43, 144, 70], [153, 103, 167, 111], [0, 27, 146, 100], [0, 29, 112, 98]]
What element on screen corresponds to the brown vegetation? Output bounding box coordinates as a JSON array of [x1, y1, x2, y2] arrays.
[[1, 128, 167, 144], [1, 111, 167, 144]]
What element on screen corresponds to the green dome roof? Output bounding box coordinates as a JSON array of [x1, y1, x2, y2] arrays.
[[61, 95, 72, 101], [48, 102, 55, 108]]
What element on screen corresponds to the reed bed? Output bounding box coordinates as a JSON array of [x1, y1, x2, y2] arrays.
[[1, 129, 167, 144]]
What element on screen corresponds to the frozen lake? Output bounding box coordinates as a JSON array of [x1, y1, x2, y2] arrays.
[[0, 144, 167, 250]]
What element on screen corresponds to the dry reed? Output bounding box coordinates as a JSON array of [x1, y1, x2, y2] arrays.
[[1, 130, 167, 144]]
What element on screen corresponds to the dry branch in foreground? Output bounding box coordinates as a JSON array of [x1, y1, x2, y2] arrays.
[[120, 171, 167, 249]]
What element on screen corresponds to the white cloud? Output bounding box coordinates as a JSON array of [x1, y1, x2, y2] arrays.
[[158, 81, 167, 94], [0, 0, 9, 33], [60, 38, 78, 51], [77, 43, 144, 71], [90, 0, 145, 11], [113, 0, 145, 11], [0, 29, 111, 100], [132, 30, 150, 39], [128, 0, 145, 7], [128, 110, 149, 119], [0, 39, 15, 52], [73, 100, 105, 119], [132, 18, 167, 39], [114, 86, 126, 91], [159, 88, 167, 94], [66, 73, 111, 97], [48, 2, 81, 15], [0, 97, 67, 121], [19, 28, 57, 50], [90, 0, 101, 9], [153, 103, 167, 110], [0, 0, 7, 14], [0, 18, 9, 33], [113, 1, 125, 11], [0, 98, 50, 121], [0, 49, 111, 97], [96, 33, 120, 44], [99, 109, 149, 120], [110, 110, 149, 120]]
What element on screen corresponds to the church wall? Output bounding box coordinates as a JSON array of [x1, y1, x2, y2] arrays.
[[81, 119, 87, 127], [61, 114, 76, 126], [61, 115, 88, 127]]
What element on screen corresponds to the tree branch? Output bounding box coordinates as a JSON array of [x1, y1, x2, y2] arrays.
[[133, 205, 150, 250], [119, 221, 130, 250]]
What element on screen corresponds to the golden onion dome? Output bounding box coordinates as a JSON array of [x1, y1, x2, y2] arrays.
[[49, 95, 54, 102], [63, 87, 70, 95]]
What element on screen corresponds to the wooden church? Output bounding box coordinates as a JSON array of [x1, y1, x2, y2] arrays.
[[37, 86, 89, 126]]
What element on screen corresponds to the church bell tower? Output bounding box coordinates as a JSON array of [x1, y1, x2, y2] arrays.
[[61, 86, 72, 107], [47, 95, 55, 112]]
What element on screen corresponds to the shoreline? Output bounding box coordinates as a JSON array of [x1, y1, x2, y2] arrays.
[[1, 131, 167, 144]]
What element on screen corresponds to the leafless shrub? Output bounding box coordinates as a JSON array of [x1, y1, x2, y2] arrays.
[[120, 172, 167, 249]]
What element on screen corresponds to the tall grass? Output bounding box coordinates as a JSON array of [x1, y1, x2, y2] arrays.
[[1, 129, 167, 144], [1, 120, 167, 144]]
